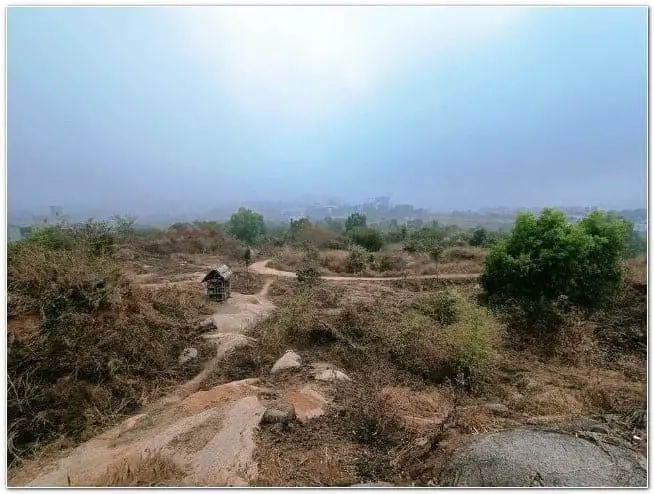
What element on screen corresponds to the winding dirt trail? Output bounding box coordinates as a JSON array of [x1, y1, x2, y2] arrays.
[[8, 282, 277, 487], [250, 259, 479, 281]]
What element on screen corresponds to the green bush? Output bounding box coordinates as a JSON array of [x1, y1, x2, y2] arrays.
[[415, 291, 459, 325], [442, 299, 500, 393], [345, 212, 367, 232], [348, 226, 384, 252], [403, 226, 444, 253], [480, 209, 630, 332], [374, 252, 406, 272], [346, 246, 368, 273]]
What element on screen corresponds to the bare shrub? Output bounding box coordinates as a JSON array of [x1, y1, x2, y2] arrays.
[[442, 246, 484, 262]]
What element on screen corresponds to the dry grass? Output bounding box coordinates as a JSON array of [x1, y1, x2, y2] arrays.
[[230, 267, 265, 295], [92, 451, 186, 487], [134, 224, 244, 261], [7, 237, 216, 469], [267, 245, 483, 278]]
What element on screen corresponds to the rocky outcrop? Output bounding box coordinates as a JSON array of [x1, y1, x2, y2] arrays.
[[440, 427, 647, 487], [271, 351, 302, 374]]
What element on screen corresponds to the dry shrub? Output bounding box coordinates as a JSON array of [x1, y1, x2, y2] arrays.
[[267, 278, 295, 301], [320, 250, 349, 273], [346, 382, 405, 446], [295, 225, 347, 250], [454, 406, 504, 435], [512, 387, 584, 416], [7, 241, 214, 468], [230, 268, 265, 295], [268, 247, 304, 272], [201, 344, 263, 389], [135, 224, 243, 260], [582, 379, 646, 416], [442, 246, 484, 262], [593, 277, 646, 355], [94, 451, 186, 487], [551, 314, 603, 367], [149, 284, 212, 320], [372, 252, 407, 273]]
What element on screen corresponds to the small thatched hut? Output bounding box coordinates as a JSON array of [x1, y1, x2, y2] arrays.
[[202, 264, 232, 301]]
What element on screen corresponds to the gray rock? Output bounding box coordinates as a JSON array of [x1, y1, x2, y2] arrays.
[[178, 347, 198, 364], [440, 427, 646, 487], [484, 403, 509, 415], [314, 369, 352, 382], [271, 350, 301, 374], [198, 317, 216, 331], [261, 400, 296, 424]]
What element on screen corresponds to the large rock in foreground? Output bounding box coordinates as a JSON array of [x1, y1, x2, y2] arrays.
[[440, 427, 646, 487]]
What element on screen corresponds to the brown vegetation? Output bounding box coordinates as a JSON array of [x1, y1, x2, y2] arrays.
[[7, 237, 215, 468]]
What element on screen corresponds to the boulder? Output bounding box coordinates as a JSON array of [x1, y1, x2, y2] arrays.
[[314, 369, 352, 382], [440, 427, 647, 487], [179, 347, 198, 364], [283, 386, 329, 423], [261, 400, 296, 425], [271, 350, 302, 374], [198, 318, 217, 331]]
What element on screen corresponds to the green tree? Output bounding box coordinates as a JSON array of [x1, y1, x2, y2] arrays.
[[243, 247, 253, 291], [227, 208, 266, 245], [469, 227, 489, 247], [480, 208, 630, 330], [348, 226, 384, 252], [429, 243, 444, 278], [288, 217, 312, 241], [111, 214, 137, 235], [345, 213, 367, 232]]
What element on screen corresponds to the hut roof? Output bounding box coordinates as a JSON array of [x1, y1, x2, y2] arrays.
[[202, 264, 232, 283]]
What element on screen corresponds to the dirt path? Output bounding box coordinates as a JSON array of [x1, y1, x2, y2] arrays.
[[9, 278, 276, 487], [250, 259, 479, 281]]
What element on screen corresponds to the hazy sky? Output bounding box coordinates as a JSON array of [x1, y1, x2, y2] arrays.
[[7, 6, 647, 214]]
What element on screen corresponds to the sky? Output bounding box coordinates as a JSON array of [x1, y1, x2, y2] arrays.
[[7, 6, 648, 215]]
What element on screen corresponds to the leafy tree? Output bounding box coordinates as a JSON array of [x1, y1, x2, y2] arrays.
[[243, 247, 252, 267], [404, 226, 444, 253], [242, 247, 253, 291], [227, 208, 266, 245], [288, 217, 312, 241], [111, 214, 137, 235], [345, 213, 367, 232], [480, 208, 630, 330], [324, 217, 345, 234], [469, 228, 489, 247], [429, 243, 444, 279], [348, 226, 384, 252]]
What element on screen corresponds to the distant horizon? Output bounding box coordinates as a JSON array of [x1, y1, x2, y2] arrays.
[[8, 197, 647, 222]]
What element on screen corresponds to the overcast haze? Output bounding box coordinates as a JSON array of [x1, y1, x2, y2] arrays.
[[7, 6, 647, 215]]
